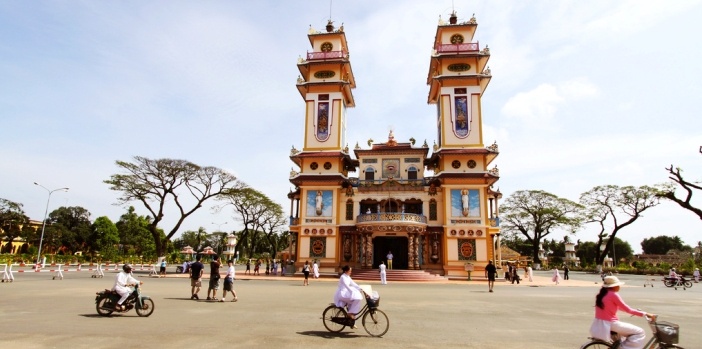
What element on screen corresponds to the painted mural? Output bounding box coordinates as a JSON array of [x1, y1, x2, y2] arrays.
[[307, 190, 333, 217], [457, 239, 476, 261], [382, 159, 400, 179], [453, 96, 470, 138], [316, 102, 331, 141], [450, 189, 480, 217]]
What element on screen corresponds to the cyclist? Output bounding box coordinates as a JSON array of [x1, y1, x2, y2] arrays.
[[333, 265, 364, 329], [589, 276, 655, 349]]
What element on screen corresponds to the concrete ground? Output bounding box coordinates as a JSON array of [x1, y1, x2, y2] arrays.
[[1, 267, 699, 349]]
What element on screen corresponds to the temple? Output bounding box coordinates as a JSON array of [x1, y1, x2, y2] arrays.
[[287, 10, 502, 278]]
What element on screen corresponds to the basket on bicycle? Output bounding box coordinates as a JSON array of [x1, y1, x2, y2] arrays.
[[365, 291, 380, 309], [653, 321, 679, 344]]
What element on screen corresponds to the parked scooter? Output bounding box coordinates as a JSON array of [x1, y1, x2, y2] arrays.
[[95, 284, 155, 317]]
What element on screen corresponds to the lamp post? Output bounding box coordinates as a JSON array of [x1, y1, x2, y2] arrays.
[[212, 222, 228, 255], [34, 182, 69, 265]]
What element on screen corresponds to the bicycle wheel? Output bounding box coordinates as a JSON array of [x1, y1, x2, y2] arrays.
[[322, 305, 347, 333], [579, 340, 612, 349], [683, 281, 692, 288], [362, 308, 389, 337]]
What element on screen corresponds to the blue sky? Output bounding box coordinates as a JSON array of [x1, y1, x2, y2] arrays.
[[1, 1, 701, 252]]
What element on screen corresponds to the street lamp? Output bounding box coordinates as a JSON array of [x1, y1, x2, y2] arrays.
[[211, 222, 228, 255], [34, 182, 69, 265]]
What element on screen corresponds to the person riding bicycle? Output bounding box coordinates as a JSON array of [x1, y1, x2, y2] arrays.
[[334, 265, 364, 329], [589, 276, 655, 349], [112, 264, 143, 311]]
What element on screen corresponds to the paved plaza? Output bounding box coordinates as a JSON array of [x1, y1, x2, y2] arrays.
[[1, 268, 700, 348]]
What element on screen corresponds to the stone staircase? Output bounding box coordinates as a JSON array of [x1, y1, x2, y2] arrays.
[[350, 268, 448, 282]]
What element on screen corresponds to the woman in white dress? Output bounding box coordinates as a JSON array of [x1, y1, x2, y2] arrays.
[[552, 268, 561, 285], [334, 265, 364, 328], [312, 260, 320, 279], [526, 265, 533, 282]]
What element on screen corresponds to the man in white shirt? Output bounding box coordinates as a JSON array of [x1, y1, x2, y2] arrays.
[[379, 261, 387, 285], [112, 264, 142, 311]]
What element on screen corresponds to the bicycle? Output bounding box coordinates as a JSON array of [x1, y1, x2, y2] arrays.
[[580, 315, 684, 348], [322, 291, 389, 337]]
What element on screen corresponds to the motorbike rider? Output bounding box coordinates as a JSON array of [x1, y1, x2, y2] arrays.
[[112, 264, 143, 311]]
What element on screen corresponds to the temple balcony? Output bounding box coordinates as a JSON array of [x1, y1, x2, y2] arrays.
[[306, 50, 348, 61], [435, 42, 479, 54], [356, 212, 427, 224]]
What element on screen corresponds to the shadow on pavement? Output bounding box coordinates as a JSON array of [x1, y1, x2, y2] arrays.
[[296, 330, 363, 339]]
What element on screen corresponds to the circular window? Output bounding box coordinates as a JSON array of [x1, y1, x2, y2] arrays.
[[451, 160, 461, 169], [323, 162, 332, 170], [310, 162, 318, 170], [467, 160, 476, 168], [450, 34, 464, 44], [321, 42, 333, 52]]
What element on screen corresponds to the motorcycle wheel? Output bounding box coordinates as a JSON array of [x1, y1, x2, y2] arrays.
[[683, 281, 693, 288], [96, 296, 115, 316], [136, 298, 155, 317], [664, 280, 674, 287]]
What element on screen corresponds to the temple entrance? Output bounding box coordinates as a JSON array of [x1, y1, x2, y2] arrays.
[[373, 236, 408, 269]]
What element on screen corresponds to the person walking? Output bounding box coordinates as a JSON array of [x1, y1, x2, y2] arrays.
[[312, 260, 320, 279], [207, 255, 222, 301], [302, 260, 311, 286], [485, 260, 497, 292], [564, 265, 570, 280], [254, 260, 260, 276], [189, 255, 204, 300], [693, 268, 700, 283], [379, 261, 387, 285], [552, 267, 561, 285], [159, 258, 167, 277], [245, 259, 251, 275], [386, 251, 393, 270], [220, 259, 238, 302], [526, 264, 533, 282], [511, 264, 520, 284]]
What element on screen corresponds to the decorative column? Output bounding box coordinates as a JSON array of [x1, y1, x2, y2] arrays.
[[363, 233, 373, 268]]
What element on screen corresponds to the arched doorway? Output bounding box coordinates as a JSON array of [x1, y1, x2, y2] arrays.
[[373, 236, 408, 269]]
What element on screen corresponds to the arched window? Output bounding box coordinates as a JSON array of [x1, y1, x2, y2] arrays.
[[365, 167, 375, 181], [407, 166, 418, 180]]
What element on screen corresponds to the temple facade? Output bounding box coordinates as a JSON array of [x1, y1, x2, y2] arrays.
[[287, 11, 502, 278]]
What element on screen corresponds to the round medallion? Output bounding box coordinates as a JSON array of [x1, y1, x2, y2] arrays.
[[467, 160, 477, 168], [450, 230, 457, 236], [450, 34, 464, 44], [312, 240, 325, 255], [310, 162, 318, 170], [468, 230, 474, 236], [451, 160, 461, 169], [459, 230, 465, 236], [321, 42, 333, 52], [460, 241, 474, 258], [304, 229, 309, 234], [327, 229, 333, 235], [323, 162, 332, 170], [476, 230, 483, 236]]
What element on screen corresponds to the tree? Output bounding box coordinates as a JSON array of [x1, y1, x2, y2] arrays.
[[47, 206, 92, 254], [115, 206, 155, 256], [91, 216, 120, 261], [658, 165, 702, 220], [641, 235, 686, 255], [218, 187, 280, 258], [104, 156, 244, 257], [500, 190, 584, 265], [580, 185, 663, 271], [0, 198, 29, 253]]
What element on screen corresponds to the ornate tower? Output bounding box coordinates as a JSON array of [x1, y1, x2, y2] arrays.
[[425, 12, 502, 268]]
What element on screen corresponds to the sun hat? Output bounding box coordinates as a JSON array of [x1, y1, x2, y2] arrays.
[[602, 275, 625, 288]]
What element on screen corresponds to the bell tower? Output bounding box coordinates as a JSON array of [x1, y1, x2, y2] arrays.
[[427, 12, 491, 149], [296, 20, 356, 152]]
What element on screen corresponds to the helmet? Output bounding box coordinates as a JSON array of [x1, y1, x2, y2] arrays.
[[123, 264, 133, 272]]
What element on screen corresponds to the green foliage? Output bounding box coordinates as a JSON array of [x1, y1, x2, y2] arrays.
[[641, 235, 687, 255], [91, 216, 119, 258], [47, 206, 92, 254]]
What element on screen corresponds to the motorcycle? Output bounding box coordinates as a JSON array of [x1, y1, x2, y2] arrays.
[[95, 284, 155, 317], [663, 276, 693, 289]]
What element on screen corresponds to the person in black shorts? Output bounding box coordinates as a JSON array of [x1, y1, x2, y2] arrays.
[[485, 260, 497, 293], [189, 255, 204, 300], [302, 260, 311, 286]]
